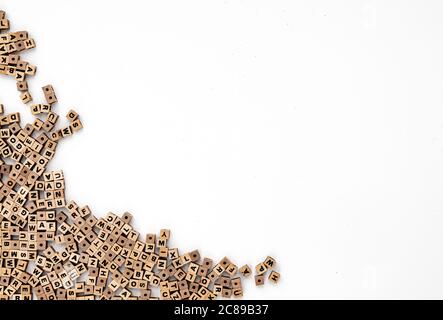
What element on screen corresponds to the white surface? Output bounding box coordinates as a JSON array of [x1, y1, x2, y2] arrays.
[[1, 0, 443, 299]]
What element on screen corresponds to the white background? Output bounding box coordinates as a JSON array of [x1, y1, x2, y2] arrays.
[[1, 0, 443, 299]]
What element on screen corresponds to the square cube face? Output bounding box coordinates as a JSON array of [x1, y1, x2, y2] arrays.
[[239, 264, 252, 277], [17, 81, 28, 91], [268, 271, 281, 284], [42, 85, 54, 94], [255, 275, 265, 286], [45, 93, 58, 105]]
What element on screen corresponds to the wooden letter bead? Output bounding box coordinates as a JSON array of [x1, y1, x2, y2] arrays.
[[159, 229, 170, 240], [20, 91, 32, 104], [25, 64, 36, 75], [42, 85, 54, 94], [254, 275, 265, 286], [268, 271, 280, 284], [231, 277, 242, 289], [255, 262, 267, 275], [16, 81, 28, 91], [219, 257, 231, 269], [24, 38, 36, 49], [66, 109, 78, 122], [70, 119, 83, 132], [0, 19, 9, 30], [239, 264, 252, 277], [264, 256, 276, 269]]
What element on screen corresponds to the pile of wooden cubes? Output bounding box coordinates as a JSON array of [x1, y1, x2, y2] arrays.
[[0, 9, 280, 300]]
